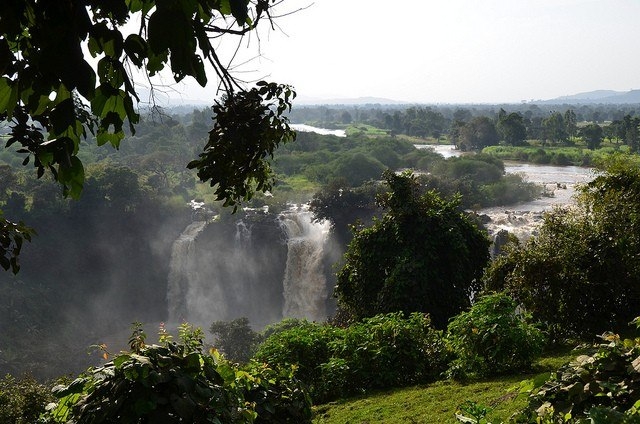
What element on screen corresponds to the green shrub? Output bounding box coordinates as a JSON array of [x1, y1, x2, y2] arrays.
[[0, 373, 55, 424], [253, 321, 344, 397], [255, 313, 449, 403], [513, 319, 640, 423], [210, 317, 261, 363], [446, 292, 545, 379], [47, 323, 311, 423], [327, 312, 449, 395]]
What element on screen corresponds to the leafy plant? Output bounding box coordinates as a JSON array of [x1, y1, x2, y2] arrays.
[[513, 319, 640, 423], [446, 292, 545, 379], [47, 323, 311, 423], [0, 373, 55, 424], [456, 400, 493, 423]]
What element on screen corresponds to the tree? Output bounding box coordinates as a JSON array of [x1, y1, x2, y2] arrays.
[[580, 122, 604, 150], [564, 109, 578, 139], [1, 0, 296, 270], [335, 171, 490, 328], [497, 111, 527, 146], [542, 112, 567, 145], [454, 116, 499, 151], [484, 157, 640, 337], [210, 317, 261, 364]]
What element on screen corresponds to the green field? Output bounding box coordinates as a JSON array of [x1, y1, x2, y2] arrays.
[[312, 349, 580, 424]]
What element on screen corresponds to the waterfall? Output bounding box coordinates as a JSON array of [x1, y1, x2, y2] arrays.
[[279, 205, 331, 322], [166, 205, 332, 329], [167, 220, 210, 324]]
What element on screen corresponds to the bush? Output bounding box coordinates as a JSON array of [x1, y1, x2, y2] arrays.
[[254, 313, 449, 403], [253, 321, 344, 398], [513, 319, 640, 423], [0, 373, 55, 424], [446, 292, 545, 379], [326, 312, 449, 396], [47, 323, 311, 423]]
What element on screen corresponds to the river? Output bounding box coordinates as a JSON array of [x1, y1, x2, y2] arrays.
[[416, 144, 597, 239]]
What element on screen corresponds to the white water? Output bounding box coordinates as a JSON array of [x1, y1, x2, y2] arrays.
[[414, 143, 462, 158], [481, 163, 595, 240], [167, 221, 210, 324], [292, 124, 346, 137], [415, 144, 597, 239], [279, 205, 332, 322]]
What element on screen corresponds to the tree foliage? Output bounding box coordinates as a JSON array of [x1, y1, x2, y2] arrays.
[[580, 123, 604, 150], [0, 211, 34, 273], [0, 0, 295, 269], [453, 116, 500, 151], [484, 157, 640, 337], [496, 109, 527, 146], [335, 171, 490, 328], [210, 317, 261, 364]]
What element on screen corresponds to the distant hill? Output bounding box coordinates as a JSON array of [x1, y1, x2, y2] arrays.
[[540, 89, 640, 104]]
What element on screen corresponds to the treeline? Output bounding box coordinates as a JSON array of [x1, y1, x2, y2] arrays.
[[290, 103, 640, 152]]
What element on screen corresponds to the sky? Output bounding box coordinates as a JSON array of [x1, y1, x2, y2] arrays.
[[163, 0, 640, 105]]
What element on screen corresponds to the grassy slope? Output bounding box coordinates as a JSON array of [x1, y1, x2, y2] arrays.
[[312, 349, 579, 424]]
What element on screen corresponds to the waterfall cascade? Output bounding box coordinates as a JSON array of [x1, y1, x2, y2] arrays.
[[279, 205, 331, 322], [167, 220, 210, 324], [166, 205, 333, 329]]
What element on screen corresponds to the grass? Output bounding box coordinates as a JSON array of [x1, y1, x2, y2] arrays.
[[345, 124, 391, 137], [312, 348, 582, 424]]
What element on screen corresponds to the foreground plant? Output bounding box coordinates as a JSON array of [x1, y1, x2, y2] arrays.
[[47, 322, 311, 423], [446, 292, 545, 379], [512, 317, 640, 423]]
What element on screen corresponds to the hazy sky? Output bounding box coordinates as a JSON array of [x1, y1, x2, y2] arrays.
[[167, 0, 640, 104]]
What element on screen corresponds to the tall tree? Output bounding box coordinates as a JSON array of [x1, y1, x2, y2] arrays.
[[454, 116, 499, 151], [335, 171, 490, 328], [0, 0, 296, 271], [542, 112, 567, 145], [580, 123, 603, 150], [497, 111, 527, 146], [564, 109, 578, 140]]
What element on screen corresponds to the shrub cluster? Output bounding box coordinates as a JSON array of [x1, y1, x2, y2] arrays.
[[46, 323, 312, 424], [0, 373, 56, 424], [254, 312, 449, 403], [446, 292, 545, 379]]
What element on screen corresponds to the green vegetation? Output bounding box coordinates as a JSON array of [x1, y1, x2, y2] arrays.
[[482, 145, 629, 166], [446, 292, 545, 379], [513, 325, 640, 423], [254, 313, 448, 404], [47, 323, 312, 423], [484, 157, 640, 338], [0, 373, 57, 424], [311, 347, 591, 424], [335, 171, 490, 328]]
